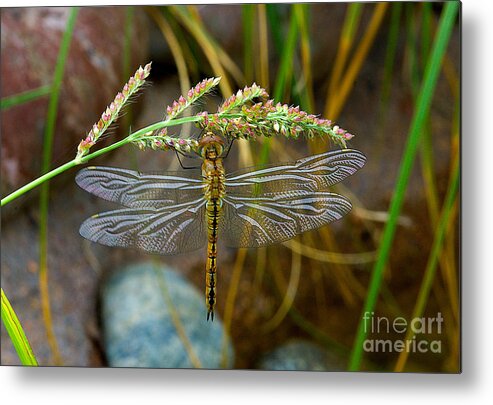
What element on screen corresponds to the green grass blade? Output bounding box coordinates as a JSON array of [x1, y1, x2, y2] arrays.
[[1, 85, 52, 110], [421, 2, 433, 66], [38, 6, 79, 365], [242, 4, 255, 83], [329, 3, 363, 97], [259, 6, 298, 165], [379, 3, 402, 117], [272, 7, 298, 102], [348, 1, 459, 371], [405, 4, 420, 92], [1, 288, 38, 366], [294, 4, 314, 112], [265, 4, 284, 57], [121, 6, 134, 132], [41, 7, 79, 171], [122, 6, 134, 81], [394, 157, 459, 371]]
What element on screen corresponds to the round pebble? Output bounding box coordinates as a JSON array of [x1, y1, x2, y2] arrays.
[[102, 262, 234, 369], [258, 340, 344, 371]]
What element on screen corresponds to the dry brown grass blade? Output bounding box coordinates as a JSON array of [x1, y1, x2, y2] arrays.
[[39, 268, 62, 365], [221, 248, 247, 368], [147, 7, 190, 95], [153, 262, 202, 368], [308, 227, 365, 305], [146, 7, 193, 137], [328, 4, 362, 106], [324, 3, 388, 120], [185, 5, 245, 86], [170, 6, 233, 95], [284, 239, 376, 265], [260, 247, 301, 333], [252, 247, 267, 300]]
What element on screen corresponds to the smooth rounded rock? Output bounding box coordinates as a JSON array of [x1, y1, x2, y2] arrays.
[[258, 340, 344, 371], [102, 262, 234, 369]]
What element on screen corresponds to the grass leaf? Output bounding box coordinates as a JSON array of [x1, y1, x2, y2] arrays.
[[1, 288, 38, 366], [1, 85, 52, 110], [38, 6, 80, 365], [348, 1, 459, 371]]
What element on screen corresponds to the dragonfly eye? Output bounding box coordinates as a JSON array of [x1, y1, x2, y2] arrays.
[[202, 144, 224, 159], [199, 133, 225, 159]]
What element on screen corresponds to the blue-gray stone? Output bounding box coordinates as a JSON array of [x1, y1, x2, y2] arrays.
[[102, 262, 234, 369], [258, 340, 344, 371]]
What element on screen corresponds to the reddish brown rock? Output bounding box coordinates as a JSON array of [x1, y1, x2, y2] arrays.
[[1, 7, 149, 202]]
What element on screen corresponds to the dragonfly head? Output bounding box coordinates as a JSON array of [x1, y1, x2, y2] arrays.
[[199, 132, 225, 160]]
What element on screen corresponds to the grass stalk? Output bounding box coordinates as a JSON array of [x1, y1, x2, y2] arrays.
[[38, 6, 79, 365], [260, 247, 301, 333], [147, 8, 190, 101], [378, 3, 402, 120], [1, 85, 52, 110], [328, 3, 363, 100], [348, 1, 459, 371], [221, 248, 247, 368], [153, 262, 202, 368], [1, 288, 38, 366], [417, 3, 460, 347], [148, 7, 192, 138], [0, 116, 202, 208], [242, 4, 255, 83], [189, 6, 245, 86], [121, 6, 134, 132], [257, 4, 270, 90], [294, 4, 314, 112], [6, 109, 264, 208], [325, 3, 388, 120], [170, 6, 232, 95], [122, 6, 134, 82], [394, 157, 459, 371], [272, 8, 298, 103], [259, 7, 298, 165], [265, 4, 283, 56]]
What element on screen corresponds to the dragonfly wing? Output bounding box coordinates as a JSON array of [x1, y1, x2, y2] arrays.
[[225, 149, 366, 195], [76, 166, 203, 208], [80, 198, 207, 255], [220, 191, 352, 248]]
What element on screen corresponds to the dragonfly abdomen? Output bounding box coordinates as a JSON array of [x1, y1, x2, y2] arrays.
[[205, 198, 220, 321], [202, 156, 226, 321]]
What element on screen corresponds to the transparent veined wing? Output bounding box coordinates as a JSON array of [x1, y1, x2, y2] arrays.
[[220, 149, 365, 248], [79, 197, 207, 255], [224, 149, 366, 196], [76, 166, 204, 208], [220, 191, 352, 248]]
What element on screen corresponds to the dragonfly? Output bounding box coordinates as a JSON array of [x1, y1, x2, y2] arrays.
[[76, 132, 366, 320]]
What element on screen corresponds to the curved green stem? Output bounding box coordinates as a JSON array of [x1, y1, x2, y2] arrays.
[[1, 116, 203, 207]]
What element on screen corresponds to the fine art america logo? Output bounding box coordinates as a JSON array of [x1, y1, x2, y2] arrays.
[[363, 312, 443, 353]]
